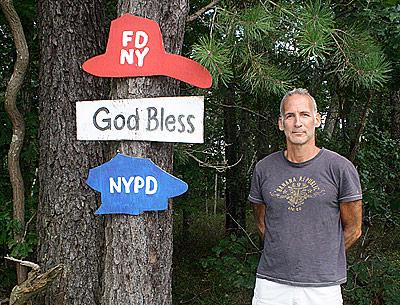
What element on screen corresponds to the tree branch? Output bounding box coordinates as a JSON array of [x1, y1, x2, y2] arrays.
[[184, 150, 242, 172], [210, 101, 269, 120], [5, 256, 63, 304], [9, 264, 64, 305], [5, 256, 40, 271], [0, 0, 30, 284], [187, 0, 220, 22], [226, 212, 261, 251]]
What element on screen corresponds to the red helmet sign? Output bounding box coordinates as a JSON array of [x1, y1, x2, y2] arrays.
[[82, 14, 212, 89]]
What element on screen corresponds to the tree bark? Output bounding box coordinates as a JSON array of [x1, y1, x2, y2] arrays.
[[36, 1, 109, 304], [224, 88, 246, 233], [236, 108, 250, 229], [391, 89, 400, 141], [101, 1, 188, 305], [324, 93, 339, 140], [349, 91, 373, 163], [254, 97, 279, 162], [0, 0, 29, 284]]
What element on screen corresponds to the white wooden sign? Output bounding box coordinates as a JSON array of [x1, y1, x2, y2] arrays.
[[76, 96, 204, 143]]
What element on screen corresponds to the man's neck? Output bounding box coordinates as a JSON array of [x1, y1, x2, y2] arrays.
[[284, 144, 321, 163]]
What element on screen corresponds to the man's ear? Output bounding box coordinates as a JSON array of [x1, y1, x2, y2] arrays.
[[278, 117, 284, 131], [314, 113, 321, 128]]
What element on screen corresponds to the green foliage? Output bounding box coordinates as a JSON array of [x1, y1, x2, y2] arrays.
[[344, 251, 400, 305], [240, 55, 292, 95], [0, 210, 15, 249], [191, 3, 296, 96], [335, 30, 392, 89], [236, 5, 273, 41], [356, 124, 400, 220], [191, 36, 234, 87], [8, 233, 37, 259], [217, 5, 273, 42], [0, 210, 37, 259], [297, 0, 335, 63], [200, 234, 259, 290], [173, 207, 257, 304], [356, 1, 400, 91]]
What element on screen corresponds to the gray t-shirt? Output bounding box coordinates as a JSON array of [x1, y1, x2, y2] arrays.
[[248, 148, 362, 287]]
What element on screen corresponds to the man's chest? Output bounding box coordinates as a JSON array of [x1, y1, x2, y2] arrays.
[[260, 170, 340, 213]]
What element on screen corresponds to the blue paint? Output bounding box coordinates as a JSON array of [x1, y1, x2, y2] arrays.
[[86, 153, 188, 215]]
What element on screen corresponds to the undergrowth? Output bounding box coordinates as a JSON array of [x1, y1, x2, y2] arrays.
[[172, 200, 400, 305]]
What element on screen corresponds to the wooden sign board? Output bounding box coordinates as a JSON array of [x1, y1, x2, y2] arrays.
[[87, 154, 188, 215], [76, 96, 204, 143], [82, 14, 212, 88]]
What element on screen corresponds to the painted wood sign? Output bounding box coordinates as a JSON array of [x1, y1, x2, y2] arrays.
[[86, 154, 188, 215], [76, 96, 204, 143], [82, 14, 212, 88]]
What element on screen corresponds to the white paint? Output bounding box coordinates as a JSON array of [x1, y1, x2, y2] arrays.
[[145, 176, 157, 194], [133, 176, 144, 193], [121, 176, 134, 193], [108, 175, 159, 194], [122, 31, 134, 47], [135, 47, 149, 67], [76, 96, 204, 143], [134, 31, 148, 48], [120, 30, 149, 66], [120, 49, 135, 64], [110, 177, 122, 193]]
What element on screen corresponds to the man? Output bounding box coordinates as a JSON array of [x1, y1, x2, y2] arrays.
[[249, 88, 362, 305]]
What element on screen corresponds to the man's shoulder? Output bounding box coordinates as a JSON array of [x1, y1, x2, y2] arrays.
[[255, 151, 282, 171], [256, 151, 282, 167], [321, 148, 354, 166]]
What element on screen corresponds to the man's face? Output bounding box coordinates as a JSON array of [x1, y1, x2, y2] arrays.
[[278, 94, 321, 146]]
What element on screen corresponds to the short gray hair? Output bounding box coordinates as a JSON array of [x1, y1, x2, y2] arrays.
[[280, 88, 318, 118]]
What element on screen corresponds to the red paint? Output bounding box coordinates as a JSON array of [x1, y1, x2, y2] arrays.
[[82, 14, 212, 89]]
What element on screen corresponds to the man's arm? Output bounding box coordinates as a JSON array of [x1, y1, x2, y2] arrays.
[[252, 203, 266, 240], [340, 200, 362, 251]]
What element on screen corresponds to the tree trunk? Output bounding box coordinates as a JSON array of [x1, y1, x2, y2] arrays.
[[224, 88, 246, 233], [101, 1, 188, 305], [36, 1, 109, 304], [213, 172, 218, 213], [254, 97, 279, 162], [349, 91, 373, 163], [0, 0, 29, 284], [236, 108, 250, 230], [391, 89, 400, 140], [324, 93, 339, 140]]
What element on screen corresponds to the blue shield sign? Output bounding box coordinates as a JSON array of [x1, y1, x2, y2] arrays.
[[86, 153, 188, 215]]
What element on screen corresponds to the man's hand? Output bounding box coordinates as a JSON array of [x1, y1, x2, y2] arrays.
[[252, 203, 266, 240], [340, 200, 362, 251]]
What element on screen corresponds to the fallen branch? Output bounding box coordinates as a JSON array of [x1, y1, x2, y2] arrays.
[[227, 212, 261, 251], [5, 256, 39, 271], [5, 256, 63, 305]]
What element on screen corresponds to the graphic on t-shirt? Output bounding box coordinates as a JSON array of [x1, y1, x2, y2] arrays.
[[270, 176, 325, 211]]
